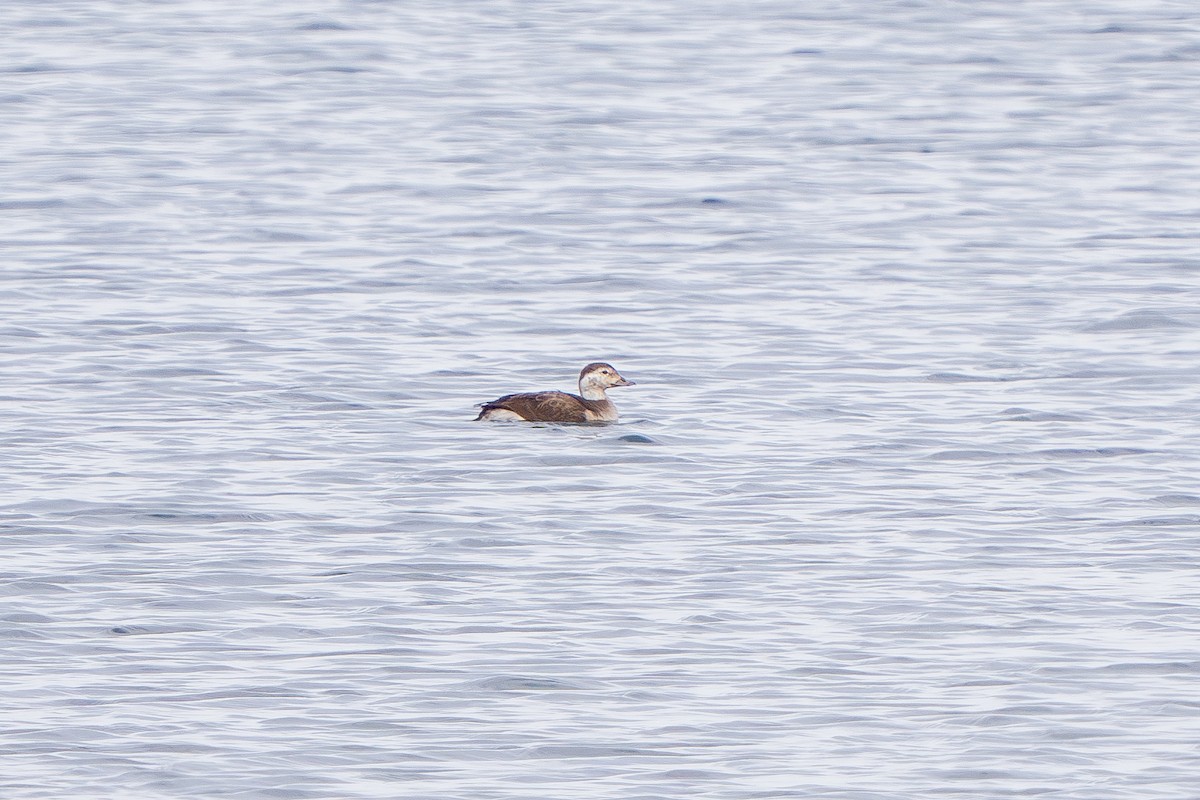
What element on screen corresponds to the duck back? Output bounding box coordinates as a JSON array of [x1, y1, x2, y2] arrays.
[[475, 391, 616, 423]]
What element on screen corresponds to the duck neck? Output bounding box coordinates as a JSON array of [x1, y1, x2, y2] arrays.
[[580, 383, 608, 401]]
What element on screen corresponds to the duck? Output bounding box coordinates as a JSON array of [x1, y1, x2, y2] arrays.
[[475, 362, 635, 423]]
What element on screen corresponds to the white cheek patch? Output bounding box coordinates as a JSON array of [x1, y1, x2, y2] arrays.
[[581, 373, 617, 395]]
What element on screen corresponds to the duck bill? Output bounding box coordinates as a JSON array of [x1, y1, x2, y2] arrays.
[[614, 377, 635, 386]]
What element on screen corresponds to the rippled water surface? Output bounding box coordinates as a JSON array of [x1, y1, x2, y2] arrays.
[[4, 1, 1200, 798]]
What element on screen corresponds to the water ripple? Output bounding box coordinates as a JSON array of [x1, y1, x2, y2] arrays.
[[4, 0, 1200, 798]]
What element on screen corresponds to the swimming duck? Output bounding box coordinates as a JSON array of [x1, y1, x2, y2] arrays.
[[475, 362, 635, 423]]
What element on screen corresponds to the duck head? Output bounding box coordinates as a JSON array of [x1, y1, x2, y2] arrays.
[[578, 362, 634, 399]]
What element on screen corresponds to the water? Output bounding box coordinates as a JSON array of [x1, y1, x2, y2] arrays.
[[4, 1, 1200, 798]]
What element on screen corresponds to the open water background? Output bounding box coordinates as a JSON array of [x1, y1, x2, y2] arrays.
[[3, 1, 1200, 798]]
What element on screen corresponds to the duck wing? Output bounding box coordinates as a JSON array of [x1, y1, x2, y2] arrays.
[[476, 391, 589, 422]]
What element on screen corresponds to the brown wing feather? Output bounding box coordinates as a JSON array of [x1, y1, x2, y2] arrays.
[[477, 391, 589, 422]]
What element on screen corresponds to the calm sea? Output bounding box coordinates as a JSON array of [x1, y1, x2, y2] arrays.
[[3, 1, 1200, 798]]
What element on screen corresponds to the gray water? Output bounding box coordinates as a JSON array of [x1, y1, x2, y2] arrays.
[[4, 1, 1200, 798]]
